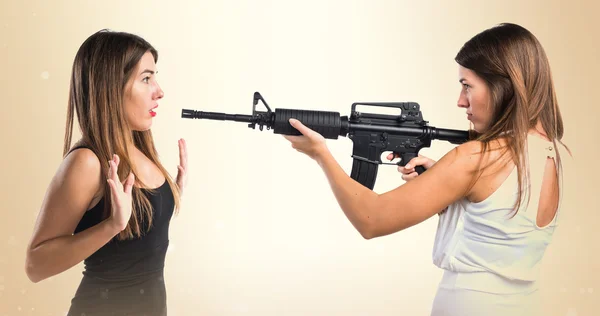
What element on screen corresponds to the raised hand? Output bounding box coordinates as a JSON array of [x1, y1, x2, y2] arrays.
[[175, 138, 188, 195], [386, 153, 437, 182], [106, 154, 135, 232]]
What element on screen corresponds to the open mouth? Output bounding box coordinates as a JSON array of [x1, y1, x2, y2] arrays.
[[150, 106, 158, 117]]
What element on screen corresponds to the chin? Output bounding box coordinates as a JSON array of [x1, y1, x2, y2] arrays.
[[131, 122, 153, 132], [472, 124, 491, 134]]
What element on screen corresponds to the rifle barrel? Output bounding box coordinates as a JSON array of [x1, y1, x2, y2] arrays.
[[181, 109, 254, 123]]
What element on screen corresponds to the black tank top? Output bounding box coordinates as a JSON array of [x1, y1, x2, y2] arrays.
[[66, 145, 175, 316]]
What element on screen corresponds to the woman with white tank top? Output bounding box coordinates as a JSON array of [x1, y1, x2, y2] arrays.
[[283, 22, 572, 315], [429, 132, 569, 315]]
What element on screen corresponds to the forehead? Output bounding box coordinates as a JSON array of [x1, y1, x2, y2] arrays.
[[458, 65, 477, 80], [136, 51, 157, 72], [458, 65, 481, 82]]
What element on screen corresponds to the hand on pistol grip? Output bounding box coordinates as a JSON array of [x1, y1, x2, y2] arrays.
[[386, 152, 436, 182]]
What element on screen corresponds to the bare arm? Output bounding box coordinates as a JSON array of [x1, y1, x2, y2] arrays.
[[284, 118, 483, 240], [25, 149, 122, 283], [316, 142, 481, 239]]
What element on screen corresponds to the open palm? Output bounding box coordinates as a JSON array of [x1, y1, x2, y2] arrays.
[[107, 154, 135, 231], [176, 138, 188, 195]]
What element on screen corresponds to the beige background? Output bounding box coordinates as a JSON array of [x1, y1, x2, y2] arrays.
[[1, 0, 598, 315]]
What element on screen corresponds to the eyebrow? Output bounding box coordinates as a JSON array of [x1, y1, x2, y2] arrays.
[[140, 69, 157, 76], [459, 78, 467, 83]]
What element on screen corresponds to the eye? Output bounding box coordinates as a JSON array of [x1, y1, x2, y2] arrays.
[[142, 76, 151, 83], [462, 83, 471, 90]]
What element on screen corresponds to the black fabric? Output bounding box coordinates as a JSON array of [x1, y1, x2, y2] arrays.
[[66, 145, 175, 316]]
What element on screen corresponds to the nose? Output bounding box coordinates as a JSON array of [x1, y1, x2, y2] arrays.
[[154, 83, 164, 100], [457, 90, 468, 109]]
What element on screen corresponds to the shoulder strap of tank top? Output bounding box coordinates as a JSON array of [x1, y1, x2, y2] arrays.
[[523, 133, 560, 228], [66, 143, 94, 156]]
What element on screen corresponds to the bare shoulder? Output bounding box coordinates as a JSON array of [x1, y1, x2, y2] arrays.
[[430, 139, 512, 194], [438, 140, 488, 173], [63, 148, 102, 175], [28, 148, 104, 249], [56, 148, 104, 200], [445, 137, 510, 168]]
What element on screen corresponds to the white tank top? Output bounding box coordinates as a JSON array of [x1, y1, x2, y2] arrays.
[[432, 133, 571, 293]]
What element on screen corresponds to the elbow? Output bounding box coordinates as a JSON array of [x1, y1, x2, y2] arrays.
[[355, 210, 405, 240], [25, 261, 40, 283], [354, 195, 410, 240], [27, 273, 42, 284], [358, 226, 380, 240], [355, 200, 383, 240], [358, 224, 403, 240], [25, 265, 41, 283], [25, 254, 45, 283], [359, 230, 376, 240], [356, 219, 379, 240]]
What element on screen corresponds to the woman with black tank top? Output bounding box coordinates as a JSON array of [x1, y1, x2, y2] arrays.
[[25, 29, 189, 316]]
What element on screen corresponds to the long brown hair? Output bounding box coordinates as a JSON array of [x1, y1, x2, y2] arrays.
[[63, 29, 181, 239], [455, 23, 570, 215]]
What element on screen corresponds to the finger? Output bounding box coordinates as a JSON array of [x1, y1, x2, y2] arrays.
[[405, 157, 427, 170], [402, 172, 419, 181], [106, 179, 121, 207], [397, 166, 414, 174], [108, 160, 123, 190], [108, 160, 116, 180], [183, 139, 188, 169], [288, 118, 314, 136], [282, 135, 305, 143], [177, 165, 185, 178], [107, 178, 116, 192], [179, 139, 188, 169], [388, 153, 400, 161], [419, 156, 434, 169], [121, 169, 132, 186], [176, 166, 185, 183], [113, 154, 120, 167], [123, 172, 135, 194]]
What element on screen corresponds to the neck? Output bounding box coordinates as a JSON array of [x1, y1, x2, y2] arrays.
[[127, 142, 140, 156]]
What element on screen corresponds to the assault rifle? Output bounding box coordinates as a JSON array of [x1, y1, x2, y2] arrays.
[[181, 92, 470, 190]]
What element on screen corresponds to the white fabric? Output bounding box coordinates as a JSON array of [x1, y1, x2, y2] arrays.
[[430, 133, 570, 315], [430, 270, 541, 316]]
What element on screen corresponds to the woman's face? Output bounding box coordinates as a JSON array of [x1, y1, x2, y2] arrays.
[[123, 51, 164, 131], [457, 65, 493, 133]]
